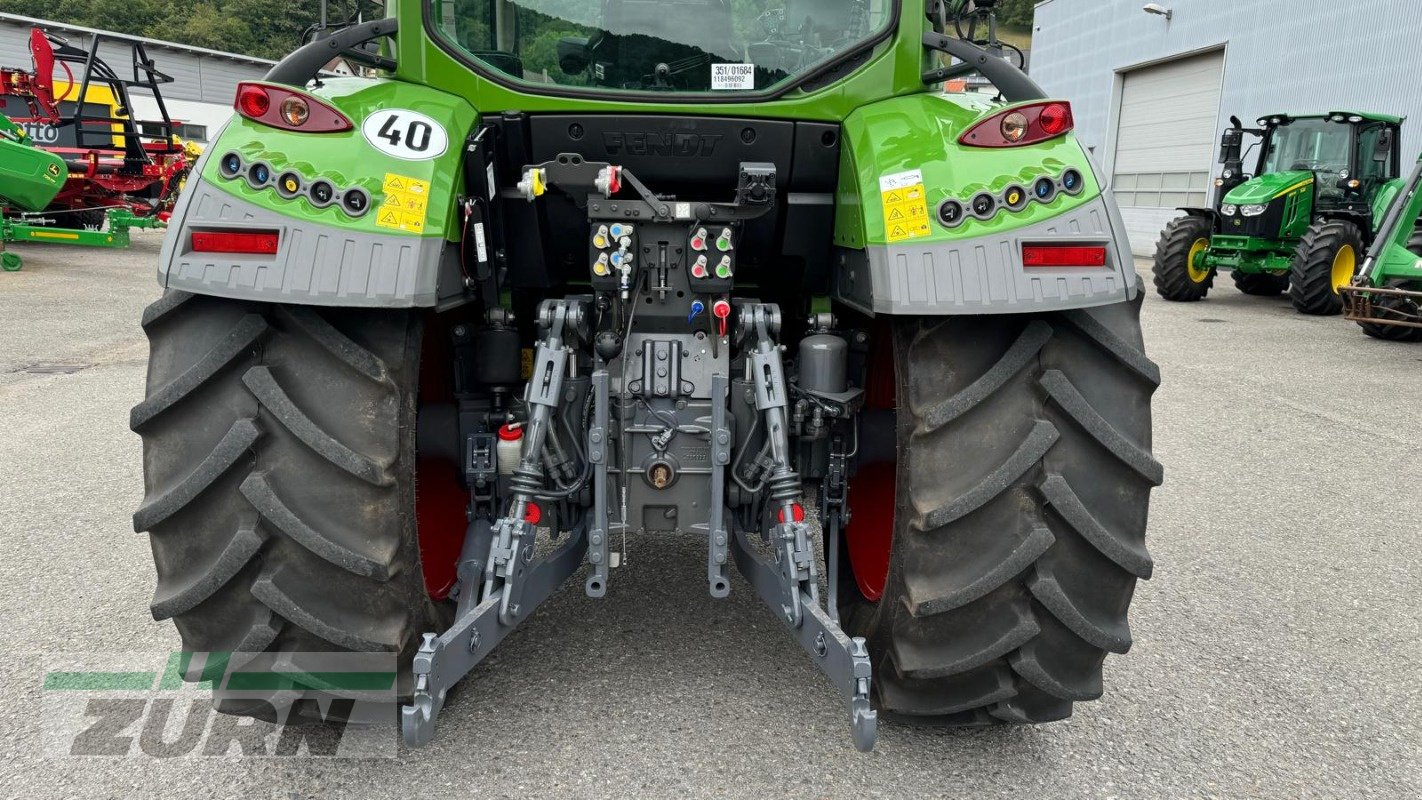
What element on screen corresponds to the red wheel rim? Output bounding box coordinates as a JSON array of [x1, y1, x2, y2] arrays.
[[844, 322, 897, 602], [414, 317, 465, 601], [845, 461, 896, 601], [415, 456, 465, 600]]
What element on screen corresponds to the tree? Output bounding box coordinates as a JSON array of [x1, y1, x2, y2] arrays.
[[7, 0, 336, 60]]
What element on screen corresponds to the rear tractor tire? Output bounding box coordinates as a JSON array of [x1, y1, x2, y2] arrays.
[[1289, 221, 1363, 315], [1152, 215, 1216, 301], [839, 284, 1162, 724], [132, 291, 447, 721], [1230, 270, 1289, 296]]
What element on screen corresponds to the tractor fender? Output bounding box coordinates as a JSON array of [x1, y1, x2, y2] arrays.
[[1176, 206, 1218, 222], [157, 78, 476, 309], [1313, 210, 1375, 244], [831, 93, 1136, 316]]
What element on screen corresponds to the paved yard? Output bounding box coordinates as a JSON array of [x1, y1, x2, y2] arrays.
[[0, 235, 1417, 798]]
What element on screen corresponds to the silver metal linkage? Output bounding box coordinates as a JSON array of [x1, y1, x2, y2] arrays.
[[401, 298, 590, 748], [586, 368, 611, 598], [730, 302, 877, 752], [706, 373, 731, 598]]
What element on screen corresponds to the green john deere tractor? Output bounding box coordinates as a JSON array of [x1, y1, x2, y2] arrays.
[[1153, 111, 1405, 315], [133, 0, 1160, 750], [1340, 156, 1422, 341]]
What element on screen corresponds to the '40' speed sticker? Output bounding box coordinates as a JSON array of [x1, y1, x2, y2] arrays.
[[361, 109, 449, 161]]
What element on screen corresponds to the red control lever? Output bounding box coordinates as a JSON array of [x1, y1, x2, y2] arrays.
[[712, 299, 731, 337]]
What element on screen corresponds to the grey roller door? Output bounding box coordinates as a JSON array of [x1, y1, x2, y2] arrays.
[[1112, 50, 1224, 255]]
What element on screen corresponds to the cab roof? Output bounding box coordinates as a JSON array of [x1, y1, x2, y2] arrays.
[[1256, 111, 1405, 126]]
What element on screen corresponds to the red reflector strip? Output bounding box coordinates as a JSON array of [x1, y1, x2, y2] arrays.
[[1022, 244, 1107, 268], [191, 230, 279, 255]]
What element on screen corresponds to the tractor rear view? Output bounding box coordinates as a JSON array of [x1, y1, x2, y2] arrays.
[[133, 0, 1160, 750], [1153, 112, 1404, 314]]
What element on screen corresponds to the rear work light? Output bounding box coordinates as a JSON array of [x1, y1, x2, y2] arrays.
[[1022, 243, 1107, 268], [234, 82, 352, 133], [191, 230, 280, 255], [960, 101, 1075, 148]]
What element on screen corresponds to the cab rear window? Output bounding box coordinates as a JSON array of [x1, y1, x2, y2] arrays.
[[428, 0, 893, 96]]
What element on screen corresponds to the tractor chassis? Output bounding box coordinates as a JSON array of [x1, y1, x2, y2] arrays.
[[401, 296, 877, 751], [1203, 235, 1294, 274]]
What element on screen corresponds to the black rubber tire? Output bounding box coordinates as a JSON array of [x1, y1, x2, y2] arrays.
[[132, 291, 446, 721], [1289, 220, 1362, 315], [839, 283, 1162, 724], [1230, 270, 1289, 296], [1360, 238, 1422, 341], [1152, 215, 1215, 301]]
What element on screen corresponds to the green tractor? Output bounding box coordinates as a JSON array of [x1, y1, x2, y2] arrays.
[[132, 0, 1160, 750], [1153, 111, 1404, 315], [1340, 156, 1422, 341]]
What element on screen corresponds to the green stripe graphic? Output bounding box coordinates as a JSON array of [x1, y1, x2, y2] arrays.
[[44, 672, 157, 691]]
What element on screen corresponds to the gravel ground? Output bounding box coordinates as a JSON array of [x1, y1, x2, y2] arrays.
[[0, 234, 1417, 799]]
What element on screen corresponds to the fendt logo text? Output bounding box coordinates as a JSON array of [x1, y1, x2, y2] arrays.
[[603, 132, 723, 157]]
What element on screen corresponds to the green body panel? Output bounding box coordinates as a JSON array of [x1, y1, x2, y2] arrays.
[[1364, 165, 1422, 287], [200, 78, 476, 241], [1221, 170, 1314, 206], [1207, 171, 1315, 273], [0, 113, 67, 213], [833, 95, 1101, 248], [1370, 178, 1406, 232]]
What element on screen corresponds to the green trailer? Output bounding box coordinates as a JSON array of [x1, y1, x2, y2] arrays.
[[1153, 111, 1404, 315], [1340, 157, 1422, 341], [130, 0, 1161, 751]]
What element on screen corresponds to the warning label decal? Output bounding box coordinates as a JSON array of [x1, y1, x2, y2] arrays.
[[879, 169, 930, 243], [377, 173, 430, 234]]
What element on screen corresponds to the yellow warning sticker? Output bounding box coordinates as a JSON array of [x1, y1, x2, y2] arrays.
[[879, 169, 931, 243], [385, 190, 428, 215], [377, 173, 431, 233]]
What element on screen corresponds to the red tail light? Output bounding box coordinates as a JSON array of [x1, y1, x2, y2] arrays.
[[1022, 244, 1106, 268], [191, 230, 280, 255], [960, 101, 1075, 148], [233, 82, 351, 133]]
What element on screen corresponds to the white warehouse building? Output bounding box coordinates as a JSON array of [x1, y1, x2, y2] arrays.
[[1030, 0, 1422, 255]]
